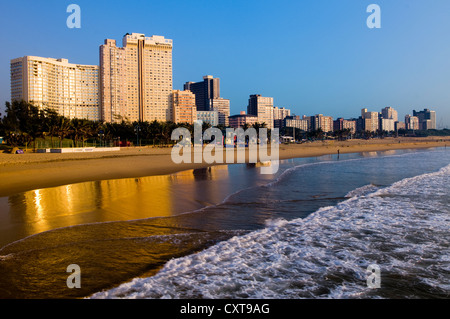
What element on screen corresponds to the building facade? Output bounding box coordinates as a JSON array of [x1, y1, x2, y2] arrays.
[[313, 114, 334, 133], [184, 75, 220, 112], [405, 115, 420, 130], [100, 33, 173, 123], [228, 111, 258, 129], [247, 95, 274, 129], [380, 118, 396, 132], [171, 90, 197, 124], [361, 108, 380, 132], [284, 116, 309, 131], [197, 110, 219, 127], [381, 107, 398, 122], [11, 56, 100, 120], [334, 118, 356, 134], [413, 109, 436, 130], [211, 97, 230, 127]]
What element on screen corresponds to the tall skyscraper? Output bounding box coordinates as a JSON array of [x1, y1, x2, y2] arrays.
[[184, 75, 220, 112], [11, 56, 100, 121], [247, 94, 274, 129], [100, 33, 173, 123], [413, 109, 436, 130], [171, 90, 197, 124]]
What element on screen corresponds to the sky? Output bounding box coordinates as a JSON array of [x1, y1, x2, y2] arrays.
[[0, 0, 449, 128]]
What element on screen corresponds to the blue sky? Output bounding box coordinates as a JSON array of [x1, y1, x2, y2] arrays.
[[1, 0, 449, 127]]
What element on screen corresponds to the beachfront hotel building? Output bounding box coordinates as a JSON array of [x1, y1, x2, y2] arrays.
[[228, 111, 258, 128], [361, 108, 380, 132], [211, 98, 230, 127], [10, 56, 100, 121], [313, 114, 334, 133], [405, 115, 420, 130], [284, 116, 309, 131], [100, 33, 173, 123], [197, 110, 219, 127], [171, 90, 197, 124], [333, 118, 356, 134], [247, 94, 274, 129], [413, 109, 436, 130], [381, 107, 399, 122]]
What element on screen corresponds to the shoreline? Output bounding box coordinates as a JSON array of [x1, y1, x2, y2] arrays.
[[0, 137, 449, 197]]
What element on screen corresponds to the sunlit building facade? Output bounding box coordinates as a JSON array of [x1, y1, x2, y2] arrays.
[[100, 33, 173, 123], [10, 56, 100, 120]]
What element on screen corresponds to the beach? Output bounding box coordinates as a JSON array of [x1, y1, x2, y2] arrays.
[[1, 144, 449, 298], [0, 137, 449, 197]]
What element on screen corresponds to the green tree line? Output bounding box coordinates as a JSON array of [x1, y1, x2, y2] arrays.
[[0, 101, 272, 151]]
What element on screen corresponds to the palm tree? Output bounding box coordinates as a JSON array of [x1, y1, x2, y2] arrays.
[[55, 116, 72, 148]]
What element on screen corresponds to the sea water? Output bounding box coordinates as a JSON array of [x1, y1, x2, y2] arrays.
[[0, 148, 449, 298]]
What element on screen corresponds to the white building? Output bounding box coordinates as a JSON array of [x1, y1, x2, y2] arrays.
[[11, 56, 100, 121]]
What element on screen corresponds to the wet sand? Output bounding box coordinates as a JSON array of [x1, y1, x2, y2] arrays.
[[0, 137, 449, 197]]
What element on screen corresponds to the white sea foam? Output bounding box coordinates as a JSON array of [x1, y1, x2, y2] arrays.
[[90, 163, 450, 299], [345, 184, 379, 198]]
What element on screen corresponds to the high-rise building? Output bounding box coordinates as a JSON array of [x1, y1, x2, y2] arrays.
[[405, 115, 419, 130], [211, 97, 230, 127], [313, 114, 334, 133], [361, 108, 379, 132], [11, 56, 100, 120], [184, 75, 220, 112], [273, 107, 291, 121], [413, 109, 436, 130], [100, 33, 173, 123], [171, 90, 197, 124], [381, 107, 398, 122], [247, 94, 274, 129]]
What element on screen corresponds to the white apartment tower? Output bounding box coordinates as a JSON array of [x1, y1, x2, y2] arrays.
[[10, 56, 100, 120]]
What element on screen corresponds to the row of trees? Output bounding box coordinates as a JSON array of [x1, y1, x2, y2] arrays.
[[0, 101, 272, 150]]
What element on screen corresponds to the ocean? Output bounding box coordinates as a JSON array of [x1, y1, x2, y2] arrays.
[[0, 148, 449, 299]]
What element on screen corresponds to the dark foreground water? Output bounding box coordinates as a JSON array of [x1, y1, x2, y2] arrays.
[[0, 148, 449, 299]]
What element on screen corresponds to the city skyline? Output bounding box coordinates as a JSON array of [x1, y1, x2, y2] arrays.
[[1, 0, 449, 128]]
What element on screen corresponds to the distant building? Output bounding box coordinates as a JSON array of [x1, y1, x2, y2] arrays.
[[11, 56, 100, 121], [184, 75, 220, 111], [405, 115, 420, 130], [413, 109, 436, 130], [361, 108, 379, 132], [197, 110, 219, 127], [381, 107, 398, 122], [334, 118, 356, 134], [228, 111, 258, 128], [380, 118, 396, 132], [211, 97, 230, 127], [273, 107, 291, 121], [171, 90, 197, 124], [247, 95, 274, 129], [284, 116, 309, 131], [395, 121, 406, 131], [313, 114, 333, 133]]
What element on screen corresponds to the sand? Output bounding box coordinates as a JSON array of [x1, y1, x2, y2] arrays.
[[0, 137, 449, 197]]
